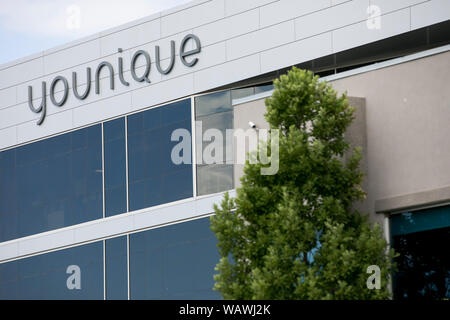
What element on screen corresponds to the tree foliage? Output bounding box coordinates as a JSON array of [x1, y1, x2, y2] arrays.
[[210, 67, 396, 299]]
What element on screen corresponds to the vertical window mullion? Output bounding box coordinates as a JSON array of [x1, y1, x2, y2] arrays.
[[191, 96, 197, 199], [102, 123, 106, 219], [125, 117, 130, 213]]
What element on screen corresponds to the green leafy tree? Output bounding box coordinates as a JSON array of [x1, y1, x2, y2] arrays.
[[210, 67, 396, 299]]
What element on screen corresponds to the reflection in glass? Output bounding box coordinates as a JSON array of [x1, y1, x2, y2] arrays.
[[254, 83, 274, 95], [129, 217, 221, 299], [230, 83, 274, 102], [197, 111, 234, 164], [231, 87, 255, 101], [391, 206, 450, 300], [104, 118, 127, 217], [197, 164, 234, 196], [105, 236, 128, 300], [195, 90, 232, 117], [0, 125, 103, 242], [127, 99, 193, 211], [195, 90, 234, 196], [391, 206, 450, 236], [393, 227, 450, 299], [0, 241, 103, 299]]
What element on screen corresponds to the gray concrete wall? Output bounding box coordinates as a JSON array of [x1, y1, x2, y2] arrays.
[[232, 50, 450, 227], [232, 96, 368, 215], [233, 97, 271, 188], [330, 50, 450, 221]]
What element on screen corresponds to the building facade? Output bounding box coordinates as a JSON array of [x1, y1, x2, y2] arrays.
[[0, 0, 449, 299]]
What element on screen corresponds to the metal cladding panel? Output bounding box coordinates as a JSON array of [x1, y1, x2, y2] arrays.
[[0, 0, 448, 149]]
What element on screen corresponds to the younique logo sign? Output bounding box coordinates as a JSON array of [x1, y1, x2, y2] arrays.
[[28, 34, 201, 125]]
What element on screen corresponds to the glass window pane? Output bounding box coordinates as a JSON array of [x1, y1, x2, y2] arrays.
[[231, 87, 255, 101], [105, 236, 128, 300], [393, 226, 450, 300], [128, 99, 193, 211], [391, 206, 450, 300], [254, 83, 274, 94], [0, 241, 103, 300], [104, 118, 127, 217], [195, 90, 232, 117], [195, 91, 234, 196], [197, 164, 234, 196], [129, 218, 221, 299], [391, 206, 450, 236], [197, 111, 233, 161], [0, 125, 103, 242]]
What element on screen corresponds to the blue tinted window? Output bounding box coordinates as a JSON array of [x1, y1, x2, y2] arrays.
[[0, 125, 103, 242], [129, 218, 220, 299], [105, 236, 128, 300], [0, 241, 103, 300], [128, 99, 193, 211], [104, 118, 127, 217]]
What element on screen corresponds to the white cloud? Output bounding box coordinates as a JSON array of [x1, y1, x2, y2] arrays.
[[0, 0, 190, 38]]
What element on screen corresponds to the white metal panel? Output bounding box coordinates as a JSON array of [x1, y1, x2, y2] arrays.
[[100, 18, 161, 56], [332, 0, 350, 5], [259, 0, 330, 28], [294, 0, 369, 40], [370, 0, 429, 15], [132, 201, 196, 231], [0, 56, 44, 90], [332, 8, 411, 53], [73, 91, 132, 128], [162, 0, 211, 16], [15, 50, 133, 105], [18, 229, 75, 257], [43, 36, 101, 75], [260, 32, 333, 73], [0, 102, 39, 130], [226, 20, 295, 61], [193, 8, 260, 47], [16, 108, 74, 144], [193, 53, 261, 93], [160, 41, 227, 82], [161, 0, 225, 37], [0, 87, 16, 110], [134, 30, 195, 68], [0, 126, 17, 150], [131, 73, 194, 113], [225, 0, 278, 16], [0, 0, 448, 151], [16, 74, 53, 106], [73, 215, 133, 243], [411, 0, 450, 30], [0, 242, 18, 262]]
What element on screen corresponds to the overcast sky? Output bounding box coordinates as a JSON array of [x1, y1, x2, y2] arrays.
[[0, 0, 191, 65]]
